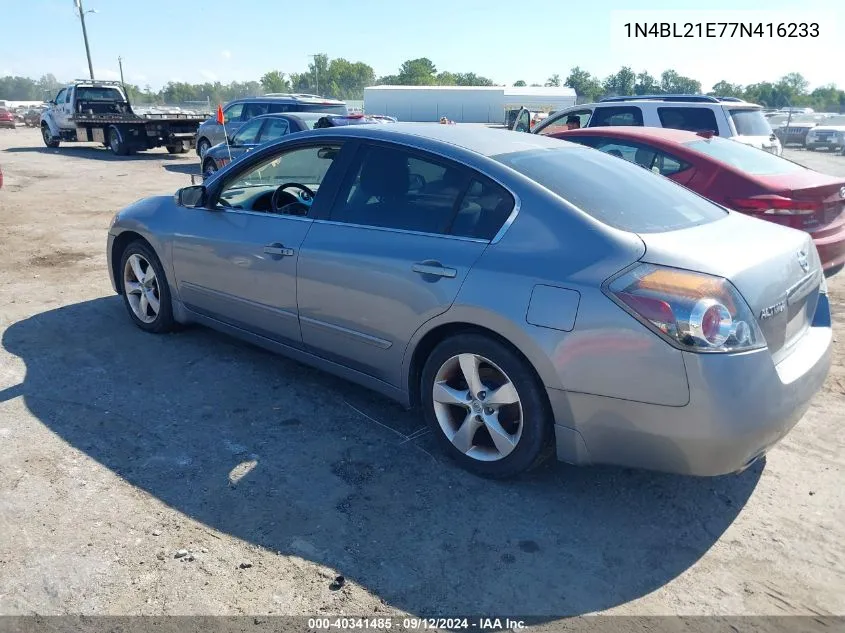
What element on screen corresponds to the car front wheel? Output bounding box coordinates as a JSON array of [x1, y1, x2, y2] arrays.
[[119, 240, 176, 333], [421, 333, 554, 478]]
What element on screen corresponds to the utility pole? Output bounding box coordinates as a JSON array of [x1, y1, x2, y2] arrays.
[[118, 56, 125, 86], [74, 0, 95, 80], [310, 54, 321, 95]]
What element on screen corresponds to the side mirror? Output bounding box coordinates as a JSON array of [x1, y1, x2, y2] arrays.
[[48, 100, 56, 106], [175, 185, 207, 208]]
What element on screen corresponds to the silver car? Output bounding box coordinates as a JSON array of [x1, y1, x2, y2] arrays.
[[107, 124, 832, 479]]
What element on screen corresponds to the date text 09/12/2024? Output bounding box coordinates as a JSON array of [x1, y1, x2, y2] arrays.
[[623, 22, 820, 38]]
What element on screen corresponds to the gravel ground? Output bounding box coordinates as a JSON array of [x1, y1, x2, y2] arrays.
[[0, 127, 843, 622]]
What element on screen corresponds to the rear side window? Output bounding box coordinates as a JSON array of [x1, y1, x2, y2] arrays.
[[292, 103, 348, 115], [573, 137, 691, 177], [242, 102, 270, 119], [493, 147, 726, 233], [452, 178, 515, 240], [685, 138, 806, 175], [267, 103, 292, 113], [729, 109, 773, 136], [589, 107, 643, 127], [658, 107, 719, 135]]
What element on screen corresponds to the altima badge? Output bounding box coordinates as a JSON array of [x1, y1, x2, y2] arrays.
[[760, 300, 786, 320]]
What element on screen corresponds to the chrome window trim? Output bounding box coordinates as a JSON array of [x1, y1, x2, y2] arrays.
[[312, 219, 489, 244]]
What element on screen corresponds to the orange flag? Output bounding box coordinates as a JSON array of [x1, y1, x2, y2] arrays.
[[216, 104, 224, 125]]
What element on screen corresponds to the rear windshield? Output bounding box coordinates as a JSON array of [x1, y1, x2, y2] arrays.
[[493, 147, 727, 233], [685, 138, 806, 175], [291, 103, 347, 115], [728, 108, 772, 136], [76, 87, 125, 102]]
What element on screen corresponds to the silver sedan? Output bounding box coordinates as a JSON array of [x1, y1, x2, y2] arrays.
[[106, 124, 832, 479]]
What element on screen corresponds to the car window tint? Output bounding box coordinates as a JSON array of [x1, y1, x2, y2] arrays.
[[223, 103, 244, 123], [232, 118, 264, 144], [728, 109, 772, 136], [592, 139, 690, 176], [243, 102, 270, 119], [54, 89, 66, 103], [685, 138, 806, 175], [217, 145, 340, 212], [589, 107, 643, 127], [260, 118, 290, 141], [658, 107, 719, 135], [330, 145, 469, 235], [267, 103, 291, 113], [293, 104, 348, 115], [494, 147, 726, 233], [452, 178, 515, 240]]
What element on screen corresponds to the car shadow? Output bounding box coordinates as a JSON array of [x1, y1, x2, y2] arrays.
[[2, 146, 186, 162], [1, 298, 762, 618], [163, 163, 202, 175]]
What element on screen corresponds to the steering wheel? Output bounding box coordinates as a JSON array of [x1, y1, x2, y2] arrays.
[[270, 182, 315, 215]]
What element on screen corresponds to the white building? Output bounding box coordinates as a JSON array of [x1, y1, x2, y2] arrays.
[[363, 85, 577, 124]]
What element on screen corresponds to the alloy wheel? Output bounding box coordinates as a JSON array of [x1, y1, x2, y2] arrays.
[[123, 253, 161, 324], [432, 353, 524, 461]]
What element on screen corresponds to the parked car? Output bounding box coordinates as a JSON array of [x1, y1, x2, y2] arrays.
[[106, 123, 831, 479], [514, 94, 783, 155], [804, 116, 845, 152], [551, 126, 845, 277], [23, 108, 43, 127], [0, 108, 16, 129], [201, 112, 391, 177], [194, 94, 348, 158], [773, 114, 829, 147]]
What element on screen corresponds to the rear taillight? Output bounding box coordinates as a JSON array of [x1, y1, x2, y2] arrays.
[[606, 264, 766, 353], [729, 194, 822, 216]]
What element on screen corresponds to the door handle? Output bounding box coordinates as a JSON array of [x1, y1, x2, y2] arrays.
[[412, 262, 457, 278], [264, 244, 295, 257]]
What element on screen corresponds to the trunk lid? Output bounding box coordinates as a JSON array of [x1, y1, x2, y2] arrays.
[[753, 172, 845, 231], [638, 212, 822, 363]]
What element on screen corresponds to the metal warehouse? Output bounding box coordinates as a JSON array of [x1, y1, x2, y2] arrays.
[[363, 85, 577, 124]]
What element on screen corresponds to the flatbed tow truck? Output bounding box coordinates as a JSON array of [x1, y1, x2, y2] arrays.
[[40, 80, 211, 156]]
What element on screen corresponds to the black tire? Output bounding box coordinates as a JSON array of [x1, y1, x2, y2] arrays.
[[118, 240, 176, 334], [196, 137, 211, 158], [108, 126, 129, 156], [202, 158, 218, 178], [41, 124, 60, 148], [166, 143, 189, 155], [420, 333, 554, 478]]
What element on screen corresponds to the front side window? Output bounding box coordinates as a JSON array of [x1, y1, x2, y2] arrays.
[[231, 118, 264, 145], [259, 118, 290, 142], [54, 89, 67, 104], [216, 144, 341, 213], [330, 145, 470, 235], [223, 103, 244, 123], [658, 107, 719, 134], [589, 106, 644, 127]]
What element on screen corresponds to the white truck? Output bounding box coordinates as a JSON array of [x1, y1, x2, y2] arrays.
[[40, 80, 210, 156]]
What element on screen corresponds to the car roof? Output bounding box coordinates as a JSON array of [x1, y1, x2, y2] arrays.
[[577, 100, 760, 110], [554, 126, 709, 145], [231, 94, 345, 105], [298, 123, 570, 157]]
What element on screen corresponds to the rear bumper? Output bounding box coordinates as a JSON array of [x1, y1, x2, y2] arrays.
[[806, 140, 845, 150], [549, 297, 832, 476], [812, 221, 845, 273]]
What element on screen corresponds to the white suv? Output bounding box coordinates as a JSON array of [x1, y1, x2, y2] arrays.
[[516, 95, 782, 156]]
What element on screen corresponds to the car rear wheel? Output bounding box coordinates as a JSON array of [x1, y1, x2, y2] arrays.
[[166, 142, 190, 154], [420, 333, 554, 478], [119, 241, 176, 334], [109, 127, 130, 156], [41, 125, 59, 148]]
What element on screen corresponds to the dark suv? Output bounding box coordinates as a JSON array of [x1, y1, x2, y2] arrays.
[[195, 93, 347, 157]]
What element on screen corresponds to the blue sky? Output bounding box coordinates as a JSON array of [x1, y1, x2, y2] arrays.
[[1, 0, 842, 92]]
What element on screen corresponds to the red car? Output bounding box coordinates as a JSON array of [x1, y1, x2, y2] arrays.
[[0, 108, 17, 129], [549, 126, 845, 276]]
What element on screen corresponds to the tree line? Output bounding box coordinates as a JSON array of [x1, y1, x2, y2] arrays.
[[2, 59, 843, 113]]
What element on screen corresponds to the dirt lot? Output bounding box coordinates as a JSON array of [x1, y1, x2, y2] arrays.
[[0, 127, 843, 622]]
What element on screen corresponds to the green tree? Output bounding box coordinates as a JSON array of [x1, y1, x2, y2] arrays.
[[513, 80, 526, 87], [545, 73, 561, 87], [564, 66, 603, 102], [260, 71, 290, 94], [397, 58, 438, 85], [660, 69, 701, 94], [603, 66, 636, 96], [634, 71, 661, 95], [436, 71, 457, 85], [709, 80, 744, 98]]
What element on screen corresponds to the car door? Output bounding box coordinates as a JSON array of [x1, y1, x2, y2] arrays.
[[170, 141, 344, 346], [209, 102, 245, 145], [297, 142, 514, 386], [53, 88, 72, 129], [226, 116, 265, 160]]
